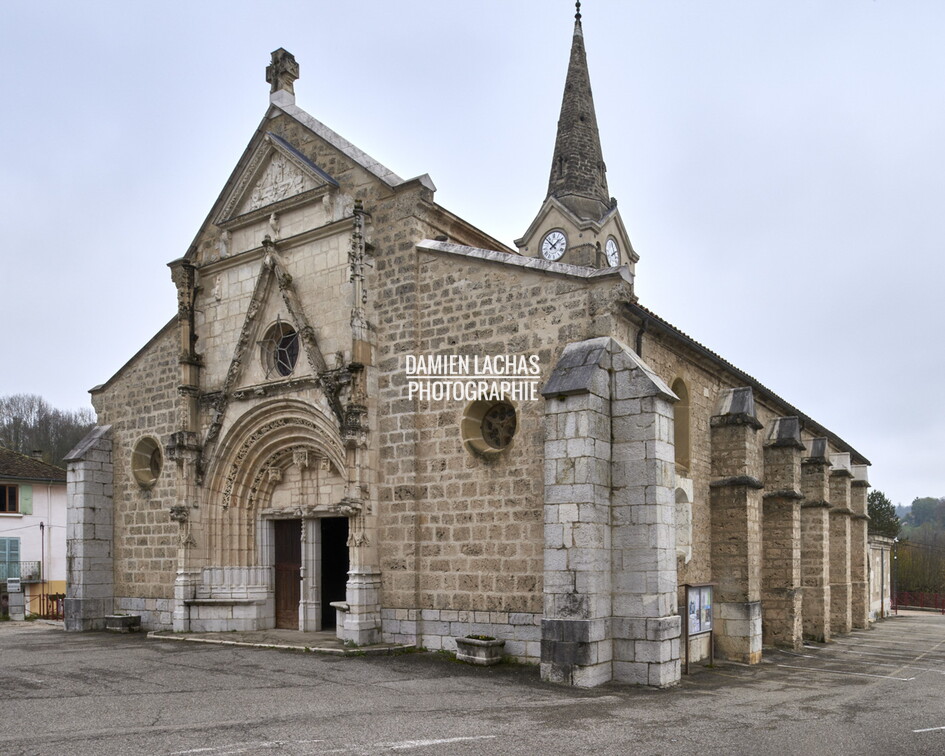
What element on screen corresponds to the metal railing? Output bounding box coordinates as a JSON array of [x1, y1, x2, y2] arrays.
[[893, 590, 945, 614], [0, 561, 42, 583]]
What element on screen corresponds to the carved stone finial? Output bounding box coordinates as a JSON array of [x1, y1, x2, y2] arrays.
[[266, 48, 299, 98], [575, 0, 581, 21]]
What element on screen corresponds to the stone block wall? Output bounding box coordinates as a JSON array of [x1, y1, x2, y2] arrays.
[[114, 597, 174, 629], [381, 608, 542, 659], [374, 241, 633, 642], [868, 535, 894, 620], [91, 325, 180, 627]]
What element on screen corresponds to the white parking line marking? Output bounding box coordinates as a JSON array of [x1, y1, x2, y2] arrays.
[[169, 742, 325, 755], [778, 647, 945, 674], [388, 736, 498, 750], [913, 726, 945, 733], [776, 664, 916, 681]]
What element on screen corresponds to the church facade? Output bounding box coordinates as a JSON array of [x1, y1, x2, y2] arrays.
[[65, 8, 872, 688]]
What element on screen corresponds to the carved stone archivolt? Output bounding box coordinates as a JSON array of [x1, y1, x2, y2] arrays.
[[248, 444, 326, 508], [205, 401, 347, 567], [209, 399, 345, 505]]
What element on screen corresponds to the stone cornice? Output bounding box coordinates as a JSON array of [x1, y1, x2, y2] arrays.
[[710, 413, 763, 430], [829, 507, 855, 516], [196, 217, 354, 275], [762, 489, 804, 501], [417, 239, 633, 283]]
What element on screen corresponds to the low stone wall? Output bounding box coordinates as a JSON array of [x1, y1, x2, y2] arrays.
[[186, 598, 275, 632], [381, 608, 541, 660], [115, 597, 173, 630]]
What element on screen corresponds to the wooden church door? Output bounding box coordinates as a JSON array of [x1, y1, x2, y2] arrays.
[[274, 519, 302, 629]]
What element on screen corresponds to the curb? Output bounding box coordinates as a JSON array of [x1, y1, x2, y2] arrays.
[[147, 630, 414, 656]]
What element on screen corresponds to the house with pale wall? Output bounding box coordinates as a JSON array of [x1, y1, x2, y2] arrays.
[[0, 447, 66, 616]]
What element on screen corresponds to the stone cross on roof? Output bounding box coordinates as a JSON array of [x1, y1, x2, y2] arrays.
[[266, 48, 299, 96]]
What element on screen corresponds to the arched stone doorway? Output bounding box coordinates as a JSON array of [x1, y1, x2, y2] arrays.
[[178, 399, 352, 633]]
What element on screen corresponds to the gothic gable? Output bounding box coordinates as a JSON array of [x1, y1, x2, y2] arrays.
[[201, 241, 342, 463], [216, 132, 339, 224]]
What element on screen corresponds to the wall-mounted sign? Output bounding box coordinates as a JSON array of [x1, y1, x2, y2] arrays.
[[6, 577, 21, 593]]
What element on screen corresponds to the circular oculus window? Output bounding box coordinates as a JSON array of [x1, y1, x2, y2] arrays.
[[261, 321, 300, 378], [131, 436, 163, 488], [462, 401, 518, 454]]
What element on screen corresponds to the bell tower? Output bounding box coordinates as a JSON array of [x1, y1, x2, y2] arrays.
[[516, 1, 637, 272]]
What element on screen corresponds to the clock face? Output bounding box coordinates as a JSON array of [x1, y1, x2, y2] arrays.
[[541, 230, 567, 261], [605, 238, 620, 266]]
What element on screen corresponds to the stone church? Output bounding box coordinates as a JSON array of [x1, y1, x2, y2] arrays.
[[66, 6, 872, 688]]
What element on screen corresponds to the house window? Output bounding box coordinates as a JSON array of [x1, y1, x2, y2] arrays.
[[0, 537, 20, 579], [0, 485, 18, 513]]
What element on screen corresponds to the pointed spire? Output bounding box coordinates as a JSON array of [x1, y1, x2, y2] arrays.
[[546, 2, 611, 222]]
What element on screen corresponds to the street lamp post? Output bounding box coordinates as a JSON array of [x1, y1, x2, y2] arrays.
[[39, 521, 45, 618], [892, 537, 899, 616]]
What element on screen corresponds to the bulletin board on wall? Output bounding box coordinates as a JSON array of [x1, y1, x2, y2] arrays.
[[683, 583, 714, 674]]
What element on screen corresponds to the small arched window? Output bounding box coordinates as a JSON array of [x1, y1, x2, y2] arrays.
[[671, 378, 690, 473]]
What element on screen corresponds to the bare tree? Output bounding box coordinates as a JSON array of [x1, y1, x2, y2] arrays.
[[0, 394, 96, 467]]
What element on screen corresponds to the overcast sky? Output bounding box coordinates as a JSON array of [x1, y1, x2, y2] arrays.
[[1, 1, 942, 508]]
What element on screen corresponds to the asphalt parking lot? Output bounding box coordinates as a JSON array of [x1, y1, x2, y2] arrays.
[[2, 612, 945, 755]]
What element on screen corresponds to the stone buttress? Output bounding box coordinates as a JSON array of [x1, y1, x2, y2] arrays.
[[800, 438, 832, 642], [63, 426, 114, 631], [709, 387, 763, 664], [541, 337, 680, 688], [829, 453, 854, 635], [761, 417, 804, 650], [850, 465, 871, 629]]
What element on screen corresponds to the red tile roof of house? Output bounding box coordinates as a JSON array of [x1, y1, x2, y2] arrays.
[[0, 447, 67, 483]]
